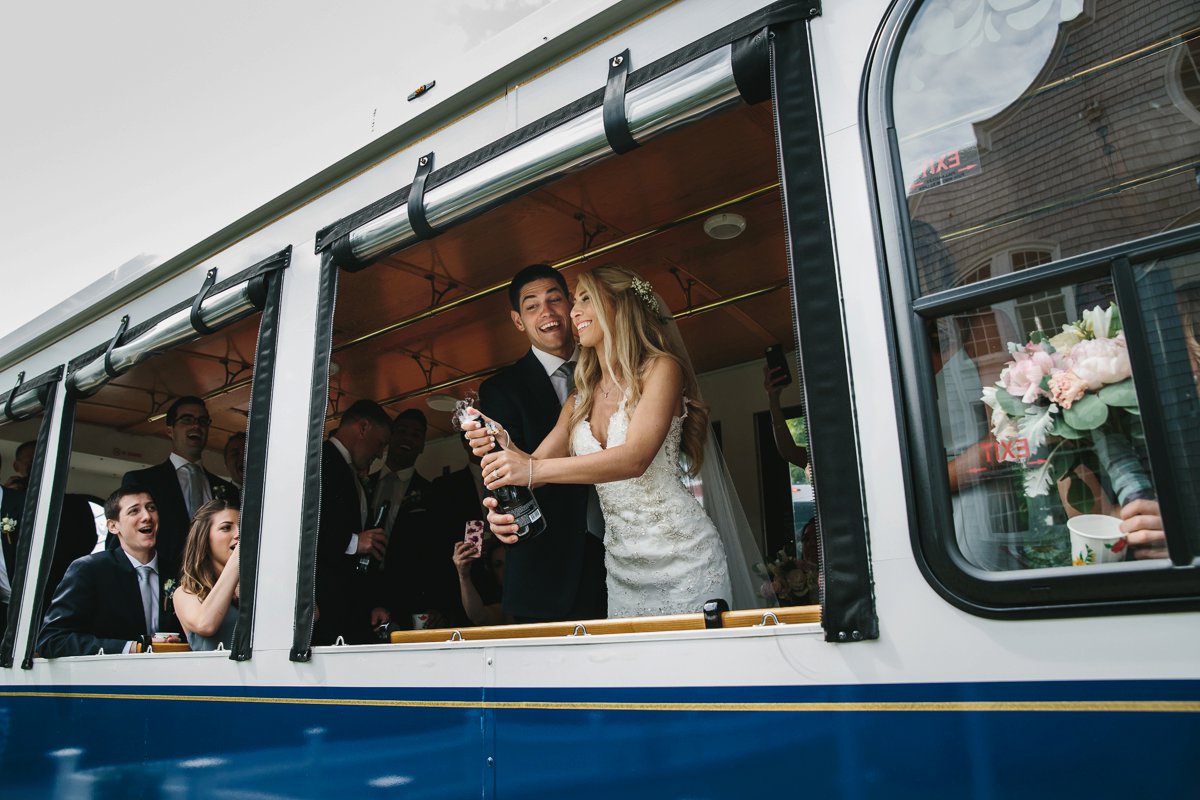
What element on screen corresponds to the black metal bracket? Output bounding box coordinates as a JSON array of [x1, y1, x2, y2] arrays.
[[103, 315, 130, 380], [190, 268, 219, 335], [3, 371, 25, 422], [702, 598, 729, 629], [669, 268, 698, 310], [424, 273, 458, 307], [412, 352, 436, 387], [407, 152, 439, 240], [603, 49, 639, 155], [576, 213, 607, 252]]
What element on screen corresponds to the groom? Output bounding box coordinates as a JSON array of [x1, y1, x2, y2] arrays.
[[479, 264, 606, 622]]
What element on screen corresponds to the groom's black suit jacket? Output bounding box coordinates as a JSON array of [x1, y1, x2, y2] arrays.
[[119, 458, 239, 585], [38, 547, 178, 657], [479, 348, 605, 621]]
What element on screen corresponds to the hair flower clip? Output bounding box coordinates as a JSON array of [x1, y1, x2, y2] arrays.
[[630, 276, 669, 321]]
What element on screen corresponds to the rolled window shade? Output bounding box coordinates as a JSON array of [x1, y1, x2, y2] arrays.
[[67, 282, 259, 398], [1, 368, 61, 425], [343, 46, 742, 265], [65, 249, 289, 399]]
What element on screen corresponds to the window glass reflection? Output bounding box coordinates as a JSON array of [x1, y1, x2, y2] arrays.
[[896, 0, 1200, 294], [932, 276, 1174, 570], [1133, 253, 1200, 555]]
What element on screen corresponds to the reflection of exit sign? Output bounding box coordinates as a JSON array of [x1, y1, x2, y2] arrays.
[[909, 146, 982, 194], [112, 448, 142, 460]]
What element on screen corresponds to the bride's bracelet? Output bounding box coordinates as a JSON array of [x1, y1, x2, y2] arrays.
[[527, 457, 534, 489]]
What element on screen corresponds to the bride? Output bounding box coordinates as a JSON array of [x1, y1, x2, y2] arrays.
[[467, 264, 765, 618]]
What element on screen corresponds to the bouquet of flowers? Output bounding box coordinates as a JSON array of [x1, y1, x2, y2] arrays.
[[759, 544, 818, 605], [980, 303, 1152, 508]]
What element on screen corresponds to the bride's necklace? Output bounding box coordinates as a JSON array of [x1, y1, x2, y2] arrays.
[[598, 380, 619, 400]]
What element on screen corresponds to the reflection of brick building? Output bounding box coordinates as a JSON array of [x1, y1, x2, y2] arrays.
[[907, 0, 1200, 304]]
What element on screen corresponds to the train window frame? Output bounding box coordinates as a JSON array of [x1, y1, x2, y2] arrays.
[[293, 4, 879, 658], [863, 0, 1200, 617], [16, 249, 288, 666], [0, 369, 62, 667]]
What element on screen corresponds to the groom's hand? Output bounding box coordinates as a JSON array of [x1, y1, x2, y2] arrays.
[[483, 496, 520, 545]]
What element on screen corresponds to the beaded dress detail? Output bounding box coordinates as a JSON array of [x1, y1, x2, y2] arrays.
[[572, 391, 732, 618]]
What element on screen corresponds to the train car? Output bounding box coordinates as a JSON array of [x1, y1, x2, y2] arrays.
[[1, 0, 1197, 796]]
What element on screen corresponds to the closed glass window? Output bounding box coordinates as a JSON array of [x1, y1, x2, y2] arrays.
[[895, 0, 1200, 295]]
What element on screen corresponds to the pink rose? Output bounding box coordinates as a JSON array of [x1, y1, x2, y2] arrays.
[[999, 349, 1055, 403], [1064, 332, 1130, 389]]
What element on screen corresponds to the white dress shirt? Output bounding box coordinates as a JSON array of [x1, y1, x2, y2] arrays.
[[169, 452, 211, 515], [371, 465, 415, 533], [122, 550, 159, 653], [531, 345, 579, 405]]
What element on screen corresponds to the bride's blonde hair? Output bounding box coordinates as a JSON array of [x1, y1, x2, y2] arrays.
[[568, 264, 709, 474]]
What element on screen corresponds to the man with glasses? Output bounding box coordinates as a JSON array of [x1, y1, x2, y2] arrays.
[[118, 396, 239, 584]]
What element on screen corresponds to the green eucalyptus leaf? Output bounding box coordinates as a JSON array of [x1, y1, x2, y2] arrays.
[[1062, 393, 1108, 431], [993, 388, 1027, 417], [1108, 303, 1122, 337], [1050, 416, 1087, 439], [1098, 379, 1138, 408]]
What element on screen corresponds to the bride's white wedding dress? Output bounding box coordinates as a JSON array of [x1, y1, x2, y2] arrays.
[[572, 392, 733, 618]]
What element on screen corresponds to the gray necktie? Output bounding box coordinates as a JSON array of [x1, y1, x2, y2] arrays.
[[136, 564, 157, 638], [184, 462, 207, 517], [552, 361, 576, 404]]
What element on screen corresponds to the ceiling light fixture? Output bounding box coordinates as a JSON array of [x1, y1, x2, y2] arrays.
[[703, 212, 746, 240], [425, 393, 461, 412]]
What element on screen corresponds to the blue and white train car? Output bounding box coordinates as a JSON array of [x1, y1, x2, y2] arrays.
[[1, 0, 1197, 796]]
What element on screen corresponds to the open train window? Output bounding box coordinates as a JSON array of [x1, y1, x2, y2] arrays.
[[312, 101, 805, 645], [17, 252, 287, 664], [293, 7, 879, 653], [868, 0, 1200, 614]]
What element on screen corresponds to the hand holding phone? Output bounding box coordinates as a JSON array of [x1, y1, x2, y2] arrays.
[[765, 344, 792, 388], [464, 520, 485, 556]]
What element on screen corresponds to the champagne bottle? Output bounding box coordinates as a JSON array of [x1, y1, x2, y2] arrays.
[[356, 501, 390, 573], [482, 420, 546, 540]]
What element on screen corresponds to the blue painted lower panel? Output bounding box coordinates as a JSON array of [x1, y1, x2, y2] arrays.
[[1, 681, 1196, 798]]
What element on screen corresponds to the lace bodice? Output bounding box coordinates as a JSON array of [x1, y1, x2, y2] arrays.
[[573, 392, 731, 618]]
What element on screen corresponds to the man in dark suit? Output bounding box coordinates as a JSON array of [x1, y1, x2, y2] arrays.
[[315, 399, 392, 646], [119, 396, 239, 585], [224, 431, 246, 492], [479, 264, 606, 622], [380, 437, 482, 628], [366, 408, 433, 536], [3, 440, 34, 491], [39, 486, 178, 657], [0, 483, 25, 641]]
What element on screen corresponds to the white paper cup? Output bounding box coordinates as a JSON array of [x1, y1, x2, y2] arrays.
[[411, 614, 430, 630], [1068, 514, 1127, 565]]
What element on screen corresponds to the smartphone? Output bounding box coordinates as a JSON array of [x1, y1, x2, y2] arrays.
[[464, 520, 485, 556], [765, 344, 792, 387]]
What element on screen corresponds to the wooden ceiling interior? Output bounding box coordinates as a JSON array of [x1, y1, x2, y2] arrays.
[[73, 100, 791, 451]]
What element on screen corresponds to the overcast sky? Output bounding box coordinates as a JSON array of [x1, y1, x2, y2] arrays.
[[0, 0, 553, 341]]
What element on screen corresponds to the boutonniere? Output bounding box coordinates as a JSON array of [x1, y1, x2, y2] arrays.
[[401, 488, 424, 509], [163, 578, 178, 611], [1, 515, 17, 546]]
